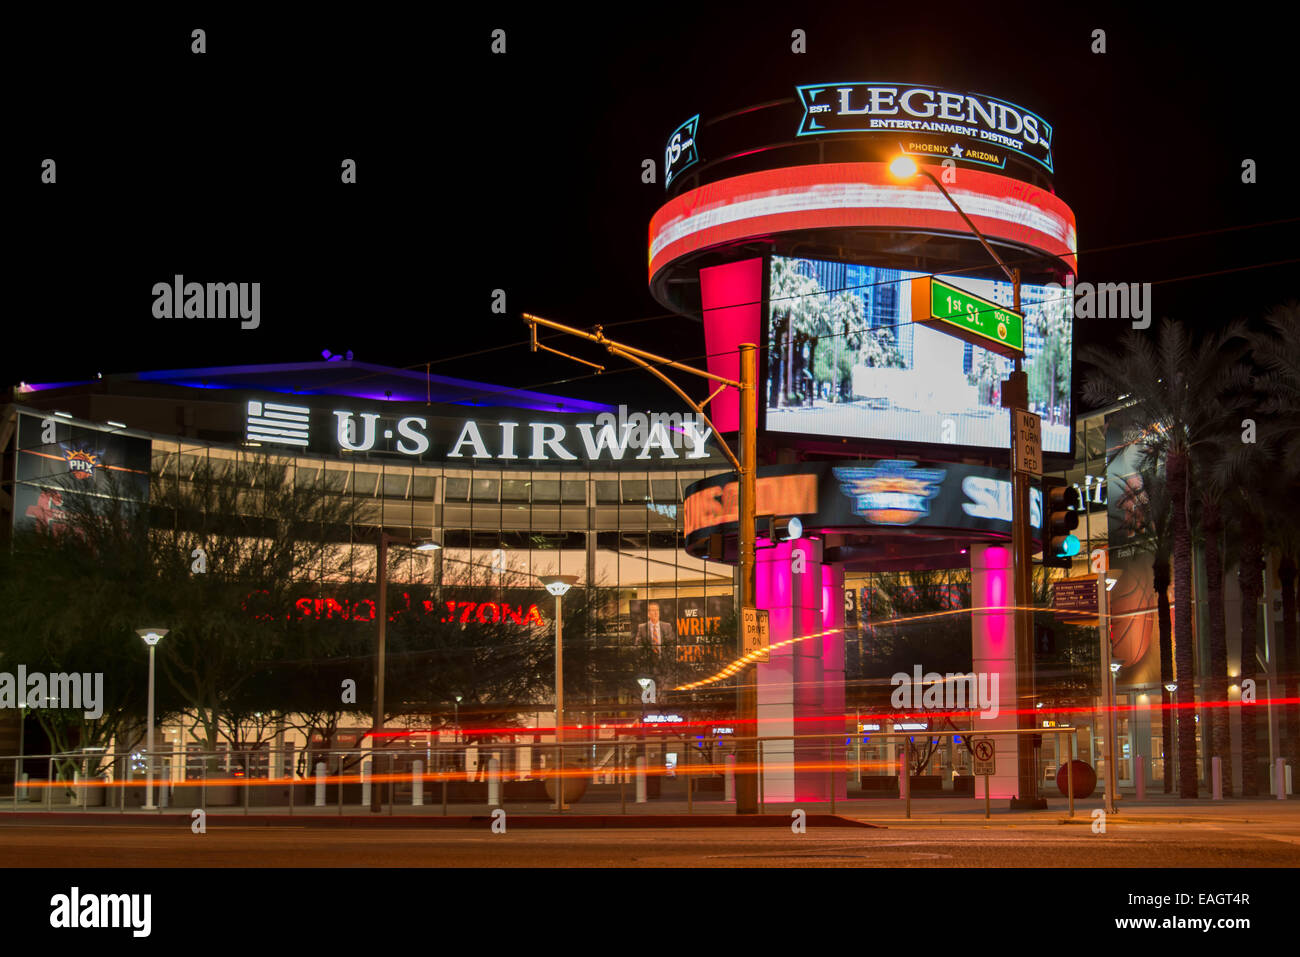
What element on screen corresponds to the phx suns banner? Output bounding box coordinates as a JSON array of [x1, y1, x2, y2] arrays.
[[13, 412, 151, 534]]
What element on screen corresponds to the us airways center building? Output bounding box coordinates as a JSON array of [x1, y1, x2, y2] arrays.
[[0, 360, 751, 770]]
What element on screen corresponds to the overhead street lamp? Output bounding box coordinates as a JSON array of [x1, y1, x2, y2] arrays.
[[371, 532, 440, 813], [135, 628, 169, 810], [540, 574, 578, 810], [889, 154, 1041, 808]]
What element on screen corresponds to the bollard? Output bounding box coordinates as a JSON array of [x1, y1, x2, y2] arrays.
[[635, 756, 647, 804], [19, 772, 29, 803], [412, 760, 424, 807], [73, 771, 82, 807], [1212, 756, 1222, 801], [361, 759, 371, 807], [160, 773, 169, 809], [1278, 758, 1287, 800], [488, 756, 501, 807], [1136, 755, 1146, 801], [724, 755, 736, 802], [314, 761, 326, 807]]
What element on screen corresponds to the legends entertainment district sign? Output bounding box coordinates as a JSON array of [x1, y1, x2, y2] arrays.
[[910, 276, 1024, 358], [796, 82, 1054, 173]]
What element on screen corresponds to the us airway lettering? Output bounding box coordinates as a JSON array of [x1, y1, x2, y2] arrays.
[[255, 591, 545, 625]]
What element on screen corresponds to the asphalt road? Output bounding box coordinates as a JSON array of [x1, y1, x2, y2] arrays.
[[4, 819, 1300, 867]]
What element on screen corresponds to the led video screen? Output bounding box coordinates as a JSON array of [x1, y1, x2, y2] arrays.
[[765, 255, 1072, 453]]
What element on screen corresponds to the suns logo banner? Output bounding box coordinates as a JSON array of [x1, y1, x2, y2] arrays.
[[833, 460, 947, 526], [59, 444, 104, 480]]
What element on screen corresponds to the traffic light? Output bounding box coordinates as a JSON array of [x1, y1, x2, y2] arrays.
[[764, 516, 803, 543], [1041, 476, 1081, 568]]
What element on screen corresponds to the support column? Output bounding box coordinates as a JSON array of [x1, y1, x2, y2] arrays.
[[821, 562, 847, 802], [757, 538, 825, 803], [970, 543, 1019, 800]]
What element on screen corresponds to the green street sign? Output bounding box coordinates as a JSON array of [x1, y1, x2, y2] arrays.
[[910, 276, 1024, 357]]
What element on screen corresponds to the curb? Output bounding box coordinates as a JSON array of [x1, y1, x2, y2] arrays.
[[0, 811, 884, 830]]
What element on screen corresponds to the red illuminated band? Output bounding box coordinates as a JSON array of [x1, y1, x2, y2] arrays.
[[648, 162, 1078, 281]]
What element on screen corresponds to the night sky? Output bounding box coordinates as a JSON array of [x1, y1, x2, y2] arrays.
[[11, 5, 1298, 411]]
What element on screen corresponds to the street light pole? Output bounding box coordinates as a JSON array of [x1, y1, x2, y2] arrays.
[[540, 575, 578, 810], [890, 157, 1039, 807], [135, 628, 168, 810], [735, 342, 759, 814], [523, 313, 759, 813]]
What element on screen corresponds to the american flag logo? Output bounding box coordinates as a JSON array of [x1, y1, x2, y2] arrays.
[[246, 400, 311, 448]]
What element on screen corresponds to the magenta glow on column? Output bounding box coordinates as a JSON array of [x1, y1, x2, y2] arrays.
[[981, 545, 1012, 655], [699, 258, 763, 433]]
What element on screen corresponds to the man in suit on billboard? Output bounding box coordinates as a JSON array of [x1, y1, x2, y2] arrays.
[[636, 601, 676, 653]]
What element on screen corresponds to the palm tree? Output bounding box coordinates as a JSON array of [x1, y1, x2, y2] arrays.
[[1229, 485, 1266, 795], [1247, 303, 1300, 784], [1081, 318, 1248, 798], [768, 257, 829, 406], [1189, 367, 1255, 798]]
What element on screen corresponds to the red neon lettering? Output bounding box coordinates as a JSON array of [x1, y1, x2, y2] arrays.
[[503, 602, 525, 624], [458, 601, 475, 623], [389, 591, 411, 623], [443, 601, 456, 623], [476, 602, 500, 624], [352, 599, 376, 621], [324, 598, 345, 619], [523, 604, 545, 626]]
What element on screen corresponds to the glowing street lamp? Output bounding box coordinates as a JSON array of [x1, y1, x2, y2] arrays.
[[888, 155, 918, 180], [539, 574, 578, 810], [135, 628, 168, 809]]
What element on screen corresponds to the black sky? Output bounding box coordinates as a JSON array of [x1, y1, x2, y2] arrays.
[[11, 5, 1299, 410]]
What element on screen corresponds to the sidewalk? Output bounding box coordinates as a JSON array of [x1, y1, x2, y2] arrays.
[[2, 794, 1295, 828]]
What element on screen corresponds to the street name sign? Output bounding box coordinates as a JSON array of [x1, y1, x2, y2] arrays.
[[741, 607, 770, 663], [910, 275, 1024, 358]]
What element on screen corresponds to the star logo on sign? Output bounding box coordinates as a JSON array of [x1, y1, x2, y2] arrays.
[[949, 143, 964, 158]]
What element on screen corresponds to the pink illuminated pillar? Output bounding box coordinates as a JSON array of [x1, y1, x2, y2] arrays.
[[756, 537, 827, 804], [970, 543, 1020, 799]]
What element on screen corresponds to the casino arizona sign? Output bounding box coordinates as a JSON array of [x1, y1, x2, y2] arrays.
[[242, 590, 547, 626]]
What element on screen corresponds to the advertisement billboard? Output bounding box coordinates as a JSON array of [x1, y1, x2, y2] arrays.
[[765, 254, 1073, 454], [627, 595, 733, 663], [683, 460, 1043, 553], [13, 412, 151, 533]]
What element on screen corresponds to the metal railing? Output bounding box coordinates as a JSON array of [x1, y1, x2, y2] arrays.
[[0, 727, 1082, 818]]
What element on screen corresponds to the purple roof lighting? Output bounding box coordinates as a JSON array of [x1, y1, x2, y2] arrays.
[[16, 380, 98, 393], [117, 360, 617, 413]]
